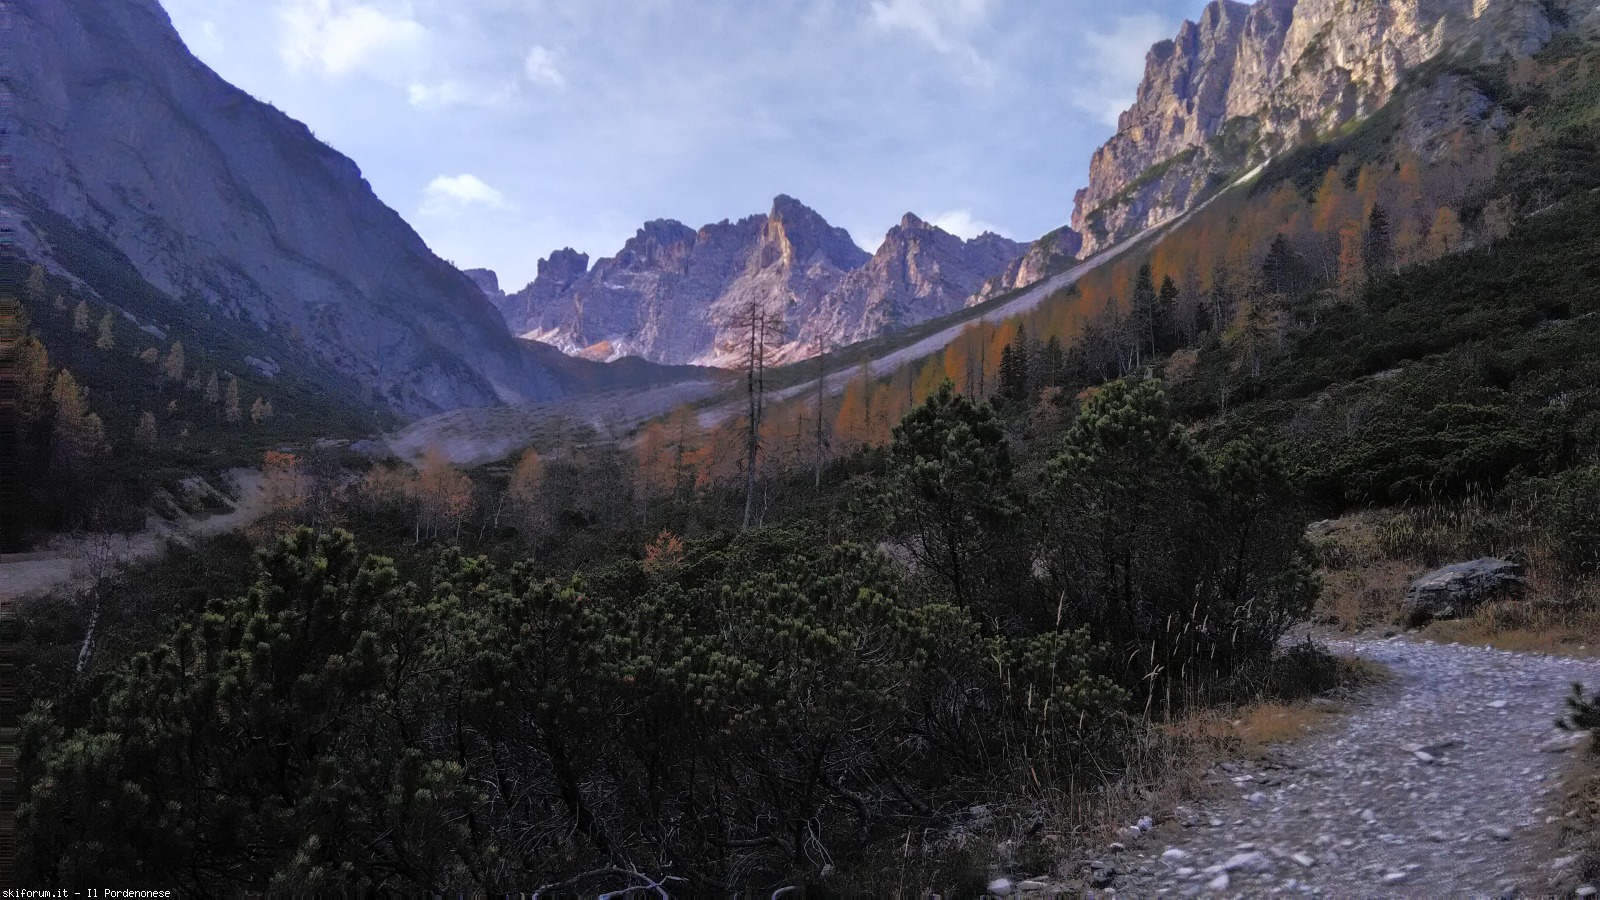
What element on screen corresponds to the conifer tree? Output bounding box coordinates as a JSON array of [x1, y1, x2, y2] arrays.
[[133, 411, 159, 449], [25, 264, 47, 304], [1363, 204, 1394, 279], [72, 300, 90, 333], [224, 374, 241, 422], [95, 312, 115, 350], [205, 371, 220, 403], [17, 337, 51, 424], [162, 342, 185, 382]]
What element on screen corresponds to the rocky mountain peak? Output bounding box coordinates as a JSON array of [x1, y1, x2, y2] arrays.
[[1071, 0, 1573, 256], [763, 195, 870, 272], [537, 248, 590, 286], [485, 199, 1024, 366], [463, 268, 501, 296]]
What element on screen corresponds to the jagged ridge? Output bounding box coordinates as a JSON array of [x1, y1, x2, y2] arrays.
[[489, 197, 1028, 367]]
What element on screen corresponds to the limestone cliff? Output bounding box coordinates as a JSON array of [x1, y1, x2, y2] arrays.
[[1072, 0, 1582, 256], [492, 198, 1025, 366]]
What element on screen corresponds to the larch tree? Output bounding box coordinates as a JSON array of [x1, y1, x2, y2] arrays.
[[224, 374, 241, 422], [1429, 207, 1463, 258], [161, 341, 185, 383], [50, 370, 103, 475], [95, 312, 116, 350], [722, 301, 785, 529], [204, 371, 220, 403], [72, 300, 90, 334], [133, 411, 159, 449], [25, 264, 47, 304], [412, 447, 475, 542], [17, 337, 51, 424], [507, 447, 545, 522]]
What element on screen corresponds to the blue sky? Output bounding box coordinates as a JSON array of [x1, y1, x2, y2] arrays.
[[162, 0, 1202, 289]]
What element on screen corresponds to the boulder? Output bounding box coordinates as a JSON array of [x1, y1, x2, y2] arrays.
[[1402, 558, 1524, 624]]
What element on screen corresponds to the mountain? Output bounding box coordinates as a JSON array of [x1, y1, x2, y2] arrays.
[[1069, 0, 1589, 257], [7, 0, 667, 417], [488, 197, 1026, 367], [797, 213, 1029, 349]]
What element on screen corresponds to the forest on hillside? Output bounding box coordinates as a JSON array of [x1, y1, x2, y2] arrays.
[[13, 23, 1600, 899]]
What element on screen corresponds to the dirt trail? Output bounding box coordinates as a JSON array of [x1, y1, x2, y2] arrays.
[[0, 468, 266, 603], [1083, 638, 1600, 898]]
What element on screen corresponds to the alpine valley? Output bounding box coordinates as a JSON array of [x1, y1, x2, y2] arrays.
[[9, 0, 1600, 895]]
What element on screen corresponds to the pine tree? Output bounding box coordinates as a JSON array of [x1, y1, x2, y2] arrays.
[[997, 343, 1022, 403], [73, 300, 90, 333], [1039, 335, 1065, 389], [1131, 263, 1158, 361], [95, 312, 116, 350], [162, 342, 185, 382], [224, 374, 241, 422], [1363, 204, 1394, 279], [1156, 276, 1179, 353]]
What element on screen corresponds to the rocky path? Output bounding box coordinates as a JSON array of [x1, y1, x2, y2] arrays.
[[0, 469, 265, 603], [1084, 638, 1600, 898]]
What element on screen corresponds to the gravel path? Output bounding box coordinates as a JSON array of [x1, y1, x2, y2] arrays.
[[0, 468, 264, 602], [1082, 638, 1600, 899]]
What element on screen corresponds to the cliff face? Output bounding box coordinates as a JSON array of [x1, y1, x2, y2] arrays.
[[1072, 0, 1574, 256], [492, 198, 1025, 366], [8, 0, 592, 415], [798, 214, 1027, 349]]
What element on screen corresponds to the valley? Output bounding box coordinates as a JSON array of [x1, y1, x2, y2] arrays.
[[6, 0, 1600, 894]]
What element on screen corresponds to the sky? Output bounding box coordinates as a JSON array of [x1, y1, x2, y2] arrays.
[[161, 0, 1204, 290]]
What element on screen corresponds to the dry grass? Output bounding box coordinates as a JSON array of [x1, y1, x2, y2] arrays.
[[1308, 501, 1600, 658], [1546, 745, 1600, 894], [1072, 653, 1386, 851]]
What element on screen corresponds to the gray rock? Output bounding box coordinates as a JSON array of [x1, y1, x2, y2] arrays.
[[495, 200, 1027, 368], [1402, 559, 1525, 624], [1070, 0, 1564, 257], [1223, 851, 1274, 874]]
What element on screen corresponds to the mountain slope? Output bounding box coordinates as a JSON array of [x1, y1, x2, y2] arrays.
[[489, 197, 1026, 367], [6, 0, 665, 416], [1069, 0, 1584, 256]]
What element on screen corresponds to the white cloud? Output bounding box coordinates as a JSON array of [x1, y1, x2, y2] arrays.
[[192, 20, 225, 56], [408, 80, 519, 110], [869, 0, 995, 84], [1073, 13, 1175, 127], [279, 0, 426, 78], [422, 174, 514, 215], [524, 45, 566, 87], [929, 209, 1006, 239]]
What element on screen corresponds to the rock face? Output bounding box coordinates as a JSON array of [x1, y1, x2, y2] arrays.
[[1402, 558, 1525, 624], [798, 214, 1028, 350], [491, 198, 1026, 367], [1072, 0, 1581, 256], [971, 226, 1084, 304], [7, 0, 602, 416]]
